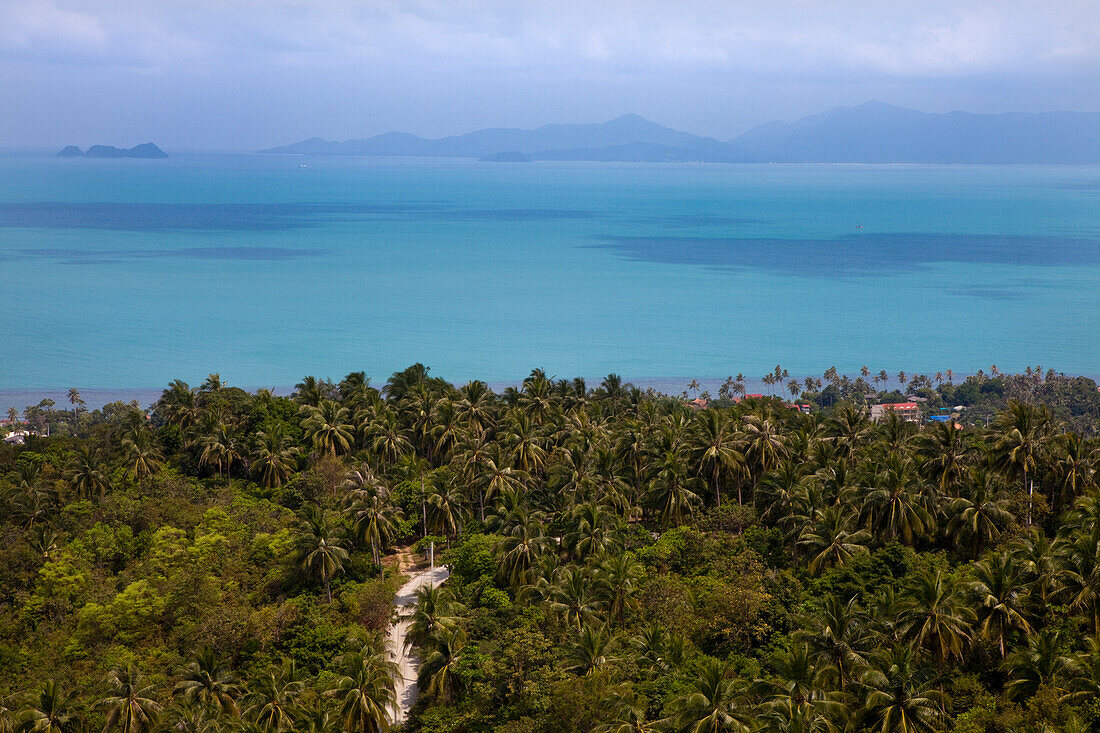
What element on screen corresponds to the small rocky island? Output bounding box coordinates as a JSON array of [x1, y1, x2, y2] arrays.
[[57, 143, 168, 159]]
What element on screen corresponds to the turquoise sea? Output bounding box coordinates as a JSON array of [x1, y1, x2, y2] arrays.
[[1, 154, 1099, 408]]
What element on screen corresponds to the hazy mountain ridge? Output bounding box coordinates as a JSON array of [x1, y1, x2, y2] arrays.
[[261, 103, 1100, 163]]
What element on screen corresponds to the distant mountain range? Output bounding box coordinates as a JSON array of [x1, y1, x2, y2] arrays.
[[261, 102, 1100, 163], [58, 143, 168, 159]]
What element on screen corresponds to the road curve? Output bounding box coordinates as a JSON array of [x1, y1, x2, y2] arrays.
[[389, 563, 450, 726]]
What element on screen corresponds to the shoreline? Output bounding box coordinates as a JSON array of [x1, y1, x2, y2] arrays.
[[4, 370, 1098, 414]]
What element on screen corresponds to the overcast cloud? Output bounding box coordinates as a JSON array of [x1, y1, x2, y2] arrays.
[[1, 0, 1098, 149]]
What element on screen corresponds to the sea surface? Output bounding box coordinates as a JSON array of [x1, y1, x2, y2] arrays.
[[1, 154, 1099, 410]]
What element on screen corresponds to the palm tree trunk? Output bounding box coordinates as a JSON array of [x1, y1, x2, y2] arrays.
[[325, 577, 332, 604]]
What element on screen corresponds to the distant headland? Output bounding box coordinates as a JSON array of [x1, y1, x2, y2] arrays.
[[57, 143, 168, 159]]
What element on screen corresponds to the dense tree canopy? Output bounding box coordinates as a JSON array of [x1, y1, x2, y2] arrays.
[[1, 365, 1099, 732]]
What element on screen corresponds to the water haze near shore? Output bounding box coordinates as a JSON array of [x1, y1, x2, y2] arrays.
[[1, 154, 1098, 404]]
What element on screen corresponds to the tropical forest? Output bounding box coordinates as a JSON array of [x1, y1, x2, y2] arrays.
[[2, 364, 1100, 733]]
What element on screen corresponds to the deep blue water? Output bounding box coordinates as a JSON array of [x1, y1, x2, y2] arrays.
[[1, 154, 1098, 409]]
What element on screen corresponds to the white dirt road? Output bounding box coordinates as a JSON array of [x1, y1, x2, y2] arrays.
[[388, 562, 450, 726]]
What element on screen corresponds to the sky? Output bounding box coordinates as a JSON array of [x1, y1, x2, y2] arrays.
[[1, 0, 1099, 150]]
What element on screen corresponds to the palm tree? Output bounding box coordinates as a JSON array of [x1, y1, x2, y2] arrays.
[[292, 376, 330, 407], [98, 665, 161, 733], [160, 380, 198, 430], [405, 584, 465, 650], [496, 510, 549, 589], [297, 506, 349, 603], [828, 404, 871, 461], [646, 451, 702, 527], [742, 415, 788, 496], [67, 388, 84, 422], [900, 568, 974, 675], [200, 423, 243, 489], [6, 406, 20, 424], [244, 659, 303, 733], [565, 503, 621, 562], [421, 626, 467, 701], [325, 646, 397, 733], [365, 410, 412, 468], [691, 410, 746, 507], [173, 646, 240, 716], [594, 685, 659, 733], [1062, 522, 1100, 636], [860, 646, 947, 733], [797, 506, 871, 575], [350, 489, 403, 568], [66, 444, 110, 501], [969, 552, 1031, 658], [659, 659, 751, 733], [251, 426, 300, 488], [945, 468, 1014, 557], [303, 400, 353, 457], [469, 443, 524, 522], [796, 595, 869, 693], [1003, 628, 1077, 700], [122, 428, 164, 479], [1049, 433, 1097, 510], [598, 553, 642, 628], [17, 682, 72, 733], [857, 453, 933, 546], [994, 400, 1051, 524], [916, 420, 971, 494], [427, 475, 465, 540], [565, 623, 617, 675]]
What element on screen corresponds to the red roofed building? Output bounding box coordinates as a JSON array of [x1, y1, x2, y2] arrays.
[[870, 402, 920, 423]]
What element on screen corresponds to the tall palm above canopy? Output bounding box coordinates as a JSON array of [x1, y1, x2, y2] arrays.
[[252, 425, 299, 488], [900, 567, 975, 674], [916, 420, 971, 494], [455, 380, 496, 435], [646, 449, 702, 528], [994, 400, 1052, 524], [1048, 433, 1097, 510], [366, 409, 413, 468], [798, 505, 871, 575], [350, 487, 403, 568], [122, 427, 164, 479], [969, 552, 1032, 658], [828, 404, 871, 462], [200, 423, 243, 489], [160, 379, 199, 431], [325, 645, 397, 733], [427, 473, 466, 540], [297, 505, 349, 603], [98, 665, 161, 733], [741, 414, 788, 498], [468, 442, 525, 522], [67, 388, 84, 421], [856, 452, 933, 546], [945, 467, 1014, 557], [795, 595, 869, 694], [302, 400, 354, 457], [293, 375, 331, 407], [690, 409, 746, 507]]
